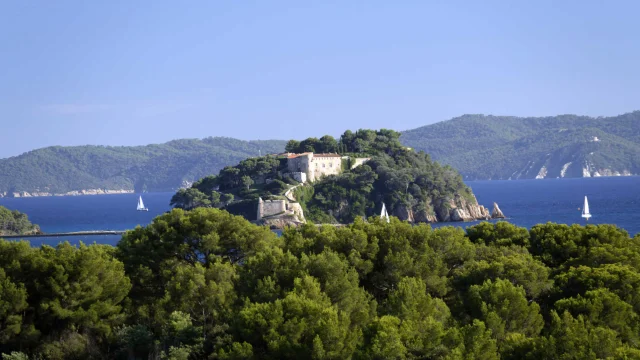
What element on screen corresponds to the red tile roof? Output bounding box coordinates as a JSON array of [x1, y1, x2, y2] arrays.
[[287, 152, 312, 159]]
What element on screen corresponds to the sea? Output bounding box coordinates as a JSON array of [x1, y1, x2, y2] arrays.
[[1, 177, 639, 247]]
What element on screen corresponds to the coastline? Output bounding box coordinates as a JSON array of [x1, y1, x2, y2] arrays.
[[1, 230, 126, 239], [464, 173, 637, 181], [0, 189, 134, 198], [3, 175, 637, 198]]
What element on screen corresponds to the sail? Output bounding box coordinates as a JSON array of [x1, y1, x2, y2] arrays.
[[581, 196, 591, 219], [137, 196, 145, 210], [381, 203, 390, 223]]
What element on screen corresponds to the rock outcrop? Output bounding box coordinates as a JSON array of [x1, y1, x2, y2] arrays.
[[287, 202, 306, 223], [255, 215, 305, 230], [392, 193, 491, 223], [393, 205, 414, 223], [491, 202, 505, 219], [414, 208, 438, 223]]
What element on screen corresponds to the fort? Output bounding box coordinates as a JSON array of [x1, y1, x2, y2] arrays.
[[255, 152, 371, 227], [256, 197, 305, 223], [285, 152, 370, 183]]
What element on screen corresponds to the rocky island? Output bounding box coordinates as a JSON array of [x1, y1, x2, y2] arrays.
[[171, 129, 505, 228]]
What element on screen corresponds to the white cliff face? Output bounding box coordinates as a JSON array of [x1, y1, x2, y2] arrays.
[[535, 166, 547, 179], [560, 162, 572, 178], [578, 160, 633, 178]]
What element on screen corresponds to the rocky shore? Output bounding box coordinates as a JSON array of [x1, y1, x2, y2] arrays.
[[0, 189, 134, 198], [254, 216, 306, 230], [257, 193, 506, 230], [391, 193, 503, 224], [0, 226, 43, 237]]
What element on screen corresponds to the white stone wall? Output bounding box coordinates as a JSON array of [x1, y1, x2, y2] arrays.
[[309, 155, 342, 181], [285, 172, 307, 183], [287, 153, 312, 173], [351, 157, 371, 169], [261, 200, 287, 217]]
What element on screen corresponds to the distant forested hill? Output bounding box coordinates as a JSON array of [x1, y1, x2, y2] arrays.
[[400, 111, 640, 180], [0, 138, 286, 196]]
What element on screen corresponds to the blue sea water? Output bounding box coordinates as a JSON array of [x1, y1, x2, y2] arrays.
[[440, 177, 640, 236], [1, 177, 639, 247], [0, 192, 173, 246]]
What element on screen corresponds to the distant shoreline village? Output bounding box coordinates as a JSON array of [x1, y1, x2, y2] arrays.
[[0, 189, 133, 198]]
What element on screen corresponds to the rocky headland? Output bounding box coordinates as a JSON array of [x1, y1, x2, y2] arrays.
[[255, 194, 505, 230], [390, 194, 503, 223]]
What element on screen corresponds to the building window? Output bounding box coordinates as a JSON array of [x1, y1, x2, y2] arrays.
[[329, 163, 333, 167], [323, 163, 326, 168]]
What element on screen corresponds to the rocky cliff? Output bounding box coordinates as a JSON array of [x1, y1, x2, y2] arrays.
[[391, 193, 503, 223], [491, 202, 505, 219], [254, 214, 305, 229]]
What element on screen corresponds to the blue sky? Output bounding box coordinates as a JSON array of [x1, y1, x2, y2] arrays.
[[1, 1, 639, 158]]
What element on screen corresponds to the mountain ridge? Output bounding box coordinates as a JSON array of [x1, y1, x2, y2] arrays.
[[400, 110, 640, 180], [0, 137, 287, 196], [2, 111, 639, 197]]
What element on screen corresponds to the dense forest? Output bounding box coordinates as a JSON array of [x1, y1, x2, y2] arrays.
[[171, 129, 478, 224], [1, 208, 640, 359], [0, 206, 39, 236], [400, 111, 640, 180], [0, 138, 286, 195]]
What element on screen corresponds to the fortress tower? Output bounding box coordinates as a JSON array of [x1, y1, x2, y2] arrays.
[[257, 197, 264, 220]]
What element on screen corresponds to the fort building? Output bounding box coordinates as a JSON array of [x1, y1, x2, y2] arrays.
[[257, 197, 305, 223], [286, 152, 368, 182]]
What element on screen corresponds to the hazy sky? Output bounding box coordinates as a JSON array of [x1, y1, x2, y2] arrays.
[[1, 1, 639, 158]]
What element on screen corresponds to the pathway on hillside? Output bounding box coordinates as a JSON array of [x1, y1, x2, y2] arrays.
[[284, 183, 303, 202]]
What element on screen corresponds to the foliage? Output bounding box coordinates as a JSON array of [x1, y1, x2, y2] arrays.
[[0, 241, 130, 359], [284, 130, 401, 156], [0, 137, 286, 194], [400, 111, 640, 179], [4, 208, 640, 358], [0, 206, 39, 235], [170, 155, 289, 210]]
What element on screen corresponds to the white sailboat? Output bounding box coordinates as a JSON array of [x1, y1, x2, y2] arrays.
[[381, 203, 390, 223], [581, 196, 591, 220], [137, 196, 149, 212]]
